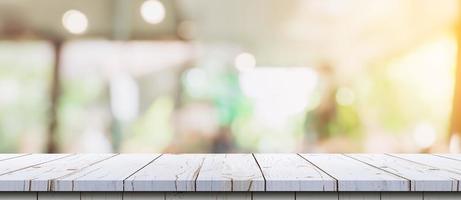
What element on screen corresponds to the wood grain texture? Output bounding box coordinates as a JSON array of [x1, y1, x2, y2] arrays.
[[254, 154, 336, 191], [300, 154, 409, 191], [0, 154, 459, 192], [347, 154, 459, 191], [392, 154, 461, 191], [380, 193, 422, 200], [0, 154, 115, 191], [195, 154, 265, 191], [0, 154, 69, 176], [165, 192, 251, 200], [435, 154, 461, 161], [125, 154, 205, 191], [252, 192, 295, 200], [38, 192, 80, 200], [0, 154, 26, 162], [53, 154, 160, 191], [391, 154, 461, 174]]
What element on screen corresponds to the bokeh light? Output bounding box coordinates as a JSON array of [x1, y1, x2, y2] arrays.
[[140, 0, 166, 25], [62, 10, 88, 34], [412, 123, 437, 148], [336, 87, 355, 106], [234, 52, 256, 72]]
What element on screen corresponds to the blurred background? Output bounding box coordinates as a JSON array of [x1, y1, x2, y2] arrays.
[[0, 0, 460, 153]]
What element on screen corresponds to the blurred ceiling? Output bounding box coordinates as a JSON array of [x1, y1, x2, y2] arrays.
[[0, 0, 458, 74]]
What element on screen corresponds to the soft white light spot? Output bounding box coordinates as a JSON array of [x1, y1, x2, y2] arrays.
[[412, 123, 437, 149], [183, 68, 208, 97], [62, 10, 88, 34], [336, 87, 355, 106], [110, 72, 139, 122], [141, 0, 166, 24], [235, 52, 256, 72]]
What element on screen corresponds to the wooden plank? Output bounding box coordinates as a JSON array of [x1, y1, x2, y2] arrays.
[[338, 192, 380, 200], [380, 193, 422, 200], [81, 193, 122, 200], [391, 154, 461, 178], [38, 192, 80, 200], [195, 154, 265, 191], [435, 154, 461, 161], [300, 154, 408, 191], [347, 154, 459, 191], [296, 192, 338, 200], [0, 154, 27, 162], [0, 154, 69, 176], [254, 154, 336, 191], [125, 154, 205, 191], [252, 192, 295, 200], [424, 192, 461, 200], [165, 192, 251, 200], [0, 154, 115, 191], [0, 193, 36, 200], [123, 192, 164, 200], [53, 154, 160, 191]]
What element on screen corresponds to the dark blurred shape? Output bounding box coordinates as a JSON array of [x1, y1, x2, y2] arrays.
[[212, 127, 235, 153]]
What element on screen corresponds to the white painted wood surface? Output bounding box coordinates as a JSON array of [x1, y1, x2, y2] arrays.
[[347, 154, 460, 191], [0, 154, 69, 176], [391, 154, 461, 173], [53, 154, 160, 191], [0, 154, 115, 191], [0, 154, 26, 161], [125, 154, 206, 191], [436, 154, 461, 161], [300, 154, 408, 191], [195, 154, 265, 191], [254, 154, 336, 191], [391, 154, 461, 191], [0, 154, 461, 193]]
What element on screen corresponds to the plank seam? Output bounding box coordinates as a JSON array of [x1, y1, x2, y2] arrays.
[[193, 156, 206, 192], [343, 154, 412, 191], [297, 153, 339, 191], [387, 153, 461, 192], [251, 154, 267, 192], [122, 154, 163, 192], [433, 154, 461, 162], [0, 154, 73, 177], [48, 154, 120, 191], [0, 153, 31, 162]]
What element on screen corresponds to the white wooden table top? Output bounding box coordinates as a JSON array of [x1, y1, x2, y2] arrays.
[[0, 154, 460, 192]]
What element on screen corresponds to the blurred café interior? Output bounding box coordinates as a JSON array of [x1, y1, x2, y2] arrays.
[[0, 0, 461, 153]]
